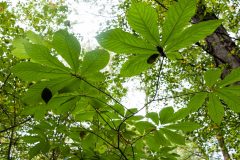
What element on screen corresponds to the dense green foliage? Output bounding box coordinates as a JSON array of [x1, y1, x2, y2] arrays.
[[1, 0, 240, 159]]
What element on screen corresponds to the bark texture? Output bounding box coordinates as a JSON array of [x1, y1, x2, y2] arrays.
[[192, 1, 240, 160], [192, 4, 240, 69]]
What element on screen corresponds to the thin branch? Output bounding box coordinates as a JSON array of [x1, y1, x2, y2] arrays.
[[83, 95, 124, 117], [183, 152, 196, 160], [92, 105, 117, 131], [118, 148, 128, 160], [73, 74, 132, 114], [0, 117, 31, 134], [111, 150, 122, 159], [86, 128, 128, 159], [132, 129, 155, 144], [85, 129, 117, 149], [115, 58, 165, 159], [99, 110, 117, 129], [152, 57, 164, 101], [0, 73, 11, 90], [131, 144, 135, 160], [117, 57, 165, 128], [7, 119, 14, 160], [154, 0, 168, 10], [0, 104, 10, 119]]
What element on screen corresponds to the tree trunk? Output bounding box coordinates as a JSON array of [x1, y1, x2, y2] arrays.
[[216, 129, 231, 160], [192, 1, 240, 160], [192, 3, 240, 69]]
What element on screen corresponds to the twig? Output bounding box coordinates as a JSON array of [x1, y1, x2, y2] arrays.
[[85, 129, 117, 149], [119, 148, 128, 160], [152, 57, 164, 101], [118, 57, 165, 125], [83, 95, 124, 117], [0, 73, 11, 90], [131, 144, 135, 160], [132, 129, 155, 144], [115, 58, 165, 159], [154, 0, 168, 10], [73, 74, 132, 114], [0, 104, 10, 119], [92, 105, 117, 131], [0, 117, 31, 134]]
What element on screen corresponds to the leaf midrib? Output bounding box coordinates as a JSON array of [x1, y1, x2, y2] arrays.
[[110, 38, 156, 52], [162, 2, 189, 46], [133, 5, 159, 45]]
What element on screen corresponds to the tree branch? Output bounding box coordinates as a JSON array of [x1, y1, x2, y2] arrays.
[[153, 0, 168, 10], [0, 117, 31, 134], [0, 73, 11, 90], [73, 74, 132, 114]]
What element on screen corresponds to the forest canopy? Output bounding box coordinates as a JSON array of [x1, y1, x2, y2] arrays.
[[0, 0, 240, 159]]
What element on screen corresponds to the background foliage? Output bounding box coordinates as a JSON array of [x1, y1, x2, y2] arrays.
[[0, 0, 239, 160]]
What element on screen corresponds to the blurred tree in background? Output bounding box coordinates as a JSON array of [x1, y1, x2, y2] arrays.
[[0, 0, 239, 159]]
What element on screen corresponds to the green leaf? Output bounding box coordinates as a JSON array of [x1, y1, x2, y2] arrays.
[[113, 104, 125, 116], [127, 115, 144, 122], [216, 88, 240, 112], [25, 43, 69, 71], [135, 121, 155, 134], [145, 134, 160, 151], [29, 139, 50, 159], [48, 93, 80, 114], [40, 140, 50, 154], [127, 2, 160, 45], [217, 86, 240, 96], [207, 93, 224, 124], [159, 107, 174, 124], [168, 108, 190, 122], [146, 131, 170, 149], [29, 143, 41, 159], [96, 145, 108, 154], [162, 0, 197, 46], [156, 131, 171, 146], [85, 72, 106, 82], [187, 92, 208, 113], [21, 136, 41, 144], [120, 55, 152, 77], [81, 49, 109, 74], [21, 105, 47, 120], [146, 112, 159, 125], [218, 68, 240, 87], [11, 38, 30, 59], [161, 128, 185, 145], [11, 62, 69, 81], [81, 134, 97, 150], [167, 93, 208, 123], [204, 68, 222, 87], [22, 77, 77, 105], [75, 111, 95, 121], [52, 30, 81, 72], [166, 51, 183, 60], [165, 122, 201, 132], [125, 108, 138, 116], [26, 31, 45, 45], [166, 20, 223, 52], [97, 28, 157, 54]]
